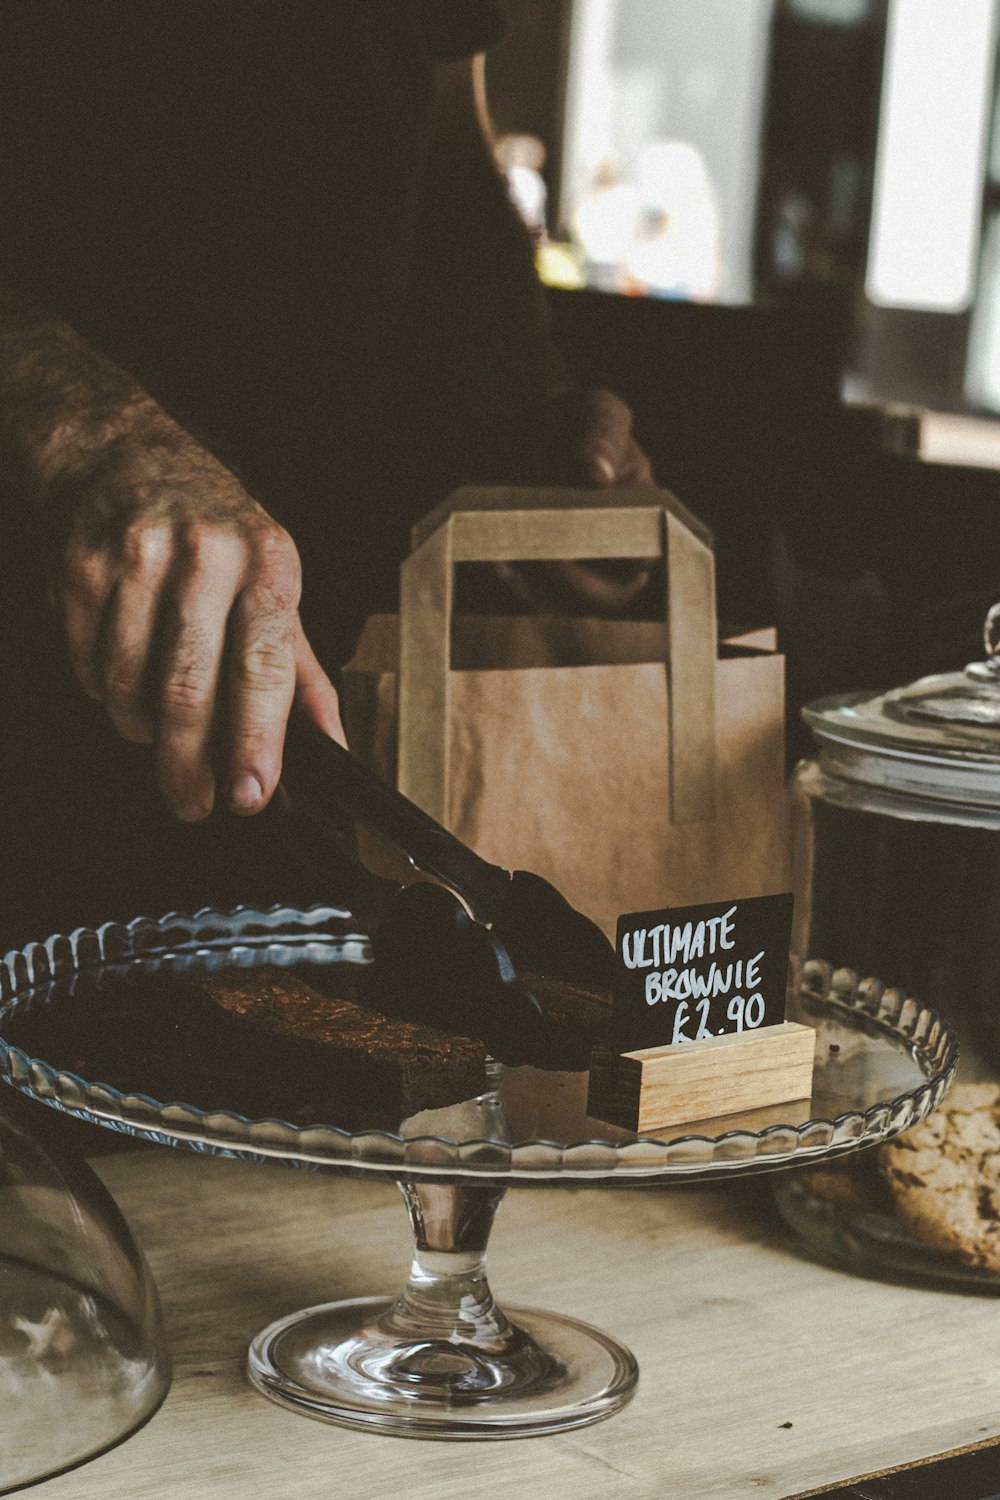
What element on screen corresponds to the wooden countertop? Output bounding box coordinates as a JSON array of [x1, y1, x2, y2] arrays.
[[31, 1149, 1000, 1500]]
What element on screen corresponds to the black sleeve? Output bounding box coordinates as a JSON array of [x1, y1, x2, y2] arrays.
[[419, 1, 507, 60], [398, 87, 582, 514]]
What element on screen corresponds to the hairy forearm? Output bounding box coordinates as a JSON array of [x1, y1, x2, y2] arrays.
[[0, 286, 178, 506], [0, 285, 345, 816]]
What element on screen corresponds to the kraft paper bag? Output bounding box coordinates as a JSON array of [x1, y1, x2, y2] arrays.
[[340, 487, 788, 940]]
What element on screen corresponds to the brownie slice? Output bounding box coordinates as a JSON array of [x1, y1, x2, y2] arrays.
[[353, 955, 614, 1071], [193, 966, 488, 1122], [519, 972, 614, 1070], [6, 965, 489, 1130]]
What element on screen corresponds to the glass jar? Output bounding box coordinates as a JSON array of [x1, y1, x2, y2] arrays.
[[781, 608, 1000, 1287], [791, 607, 1000, 1062]]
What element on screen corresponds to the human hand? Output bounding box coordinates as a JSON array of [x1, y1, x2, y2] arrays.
[[578, 387, 654, 490], [495, 388, 658, 615], [51, 427, 345, 820]]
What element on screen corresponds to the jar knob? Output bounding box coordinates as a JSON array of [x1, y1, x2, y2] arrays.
[[985, 604, 1000, 663], [963, 605, 1000, 683]]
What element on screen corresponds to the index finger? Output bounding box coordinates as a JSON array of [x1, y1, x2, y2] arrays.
[[153, 530, 246, 820], [226, 548, 300, 813]]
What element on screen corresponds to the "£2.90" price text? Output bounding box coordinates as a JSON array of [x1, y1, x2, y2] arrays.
[[643, 952, 766, 1045]]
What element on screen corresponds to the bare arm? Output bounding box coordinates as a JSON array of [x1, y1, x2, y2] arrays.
[[0, 288, 344, 821]]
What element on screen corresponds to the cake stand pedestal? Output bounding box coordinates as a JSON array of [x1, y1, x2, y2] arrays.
[[249, 1176, 635, 1437]]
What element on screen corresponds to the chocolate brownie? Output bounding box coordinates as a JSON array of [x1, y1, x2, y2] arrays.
[[519, 972, 614, 1070], [7, 965, 489, 1129], [197, 966, 489, 1120], [353, 959, 613, 1071]]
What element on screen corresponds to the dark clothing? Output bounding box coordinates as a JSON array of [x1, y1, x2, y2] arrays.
[[1, 1, 539, 665], [0, 1, 573, 948]]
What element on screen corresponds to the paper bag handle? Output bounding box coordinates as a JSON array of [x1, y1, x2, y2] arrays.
[[398, 486, 718, 828]]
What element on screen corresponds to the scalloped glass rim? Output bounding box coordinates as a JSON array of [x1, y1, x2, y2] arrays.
[[0, 906, 959, 1182]]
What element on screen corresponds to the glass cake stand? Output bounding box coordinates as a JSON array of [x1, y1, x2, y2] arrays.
[[0, 906, 957, 1441]]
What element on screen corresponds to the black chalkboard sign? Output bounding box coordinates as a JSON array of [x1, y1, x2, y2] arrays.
[[612, 893, 794, 1053]]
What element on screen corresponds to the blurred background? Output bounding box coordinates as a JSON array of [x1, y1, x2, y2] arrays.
[[489, 0, 1000, 425], [485, 0, 1000, 734]]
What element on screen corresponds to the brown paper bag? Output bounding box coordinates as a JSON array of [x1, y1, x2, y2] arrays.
[[341, 487, 788, 939]]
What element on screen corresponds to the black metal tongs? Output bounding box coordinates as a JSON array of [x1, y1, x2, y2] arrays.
[[277, 714, 615, 1063]]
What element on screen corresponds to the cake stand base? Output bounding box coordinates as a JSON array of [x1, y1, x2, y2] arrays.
[[246, 1176, 637, 1439], [248, 1296, 637, 1439]]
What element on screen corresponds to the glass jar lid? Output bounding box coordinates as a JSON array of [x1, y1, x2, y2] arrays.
[[804, 605, 1000, 811]]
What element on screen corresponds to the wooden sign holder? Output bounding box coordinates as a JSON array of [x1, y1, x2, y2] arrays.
[[587, 1022, 816, 1134]]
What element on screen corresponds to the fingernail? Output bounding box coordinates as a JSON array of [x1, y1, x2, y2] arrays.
[[177, 801, 213, 823], [593, 455, 616, 485], [230, 774, 263, 811]]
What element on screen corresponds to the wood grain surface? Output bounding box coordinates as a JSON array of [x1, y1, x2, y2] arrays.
[[30, 1150, 1000, 1500], [589, 1022, 816, 1131]]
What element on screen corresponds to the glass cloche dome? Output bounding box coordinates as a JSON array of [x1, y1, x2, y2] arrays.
[[0, 1106, 170, 1493]]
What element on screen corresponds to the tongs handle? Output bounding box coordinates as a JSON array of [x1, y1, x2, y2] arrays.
[[279, 714, 512, 924]]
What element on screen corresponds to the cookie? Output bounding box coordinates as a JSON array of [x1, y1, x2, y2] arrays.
[[878, 1082, 1000, 1271]]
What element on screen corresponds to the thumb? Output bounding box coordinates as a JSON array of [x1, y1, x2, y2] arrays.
[[581, 388, 634, 487]]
